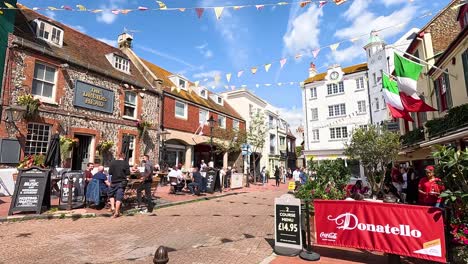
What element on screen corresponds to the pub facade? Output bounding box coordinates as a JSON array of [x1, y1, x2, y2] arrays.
[[0, 8, 161, 169]]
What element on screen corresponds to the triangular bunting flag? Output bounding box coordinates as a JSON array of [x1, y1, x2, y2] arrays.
[[91, 9, 103, 13], [194, 81, 200, 87], [203, 78, 208, 82], [280, 58, 287, 68], [48, 6, 58, 10], [237, 70, 244, 78], [214, 7, 224, 20], [156, 1, 167, 10], [179, 8, 186, 12], [171, 86, 176, 92], [224, 85, 229, 89], [231, 86, 236, 90], [330, 43, 340, 51], [300, 1, 311, 8], [290, 82, 294, 85], [233, 6, 244, 10], [111, 10, 120, 15], [278, 2, 289, 5], [176, 86, 181, 93], [256, 5, 265, 10], [76, 5, 86, 11], [264, 63, 272, 72], [256, 84, 260, 88], [196, 8, 204, 19], [334, 0, 347, 5], [138, 6, 149, 11], [265, 84, 272, 87], [214, 74, 221, 84], [350, 37, 360, 43], [121, 9, 131, 14], [312, 48, 320, 58], [278, 82, 282, 86], [61, 5, 73, 10], [4, 2, 15, 9], [251, 67, 258, 74], [226, 73, 232, 82], [319, 1, 328, 8]]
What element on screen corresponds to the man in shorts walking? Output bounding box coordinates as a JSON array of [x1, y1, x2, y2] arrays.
[[108, 153, 130, 218]]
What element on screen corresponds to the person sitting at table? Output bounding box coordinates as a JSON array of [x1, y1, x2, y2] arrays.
[[188, 166, 203, 195], [130, 164, 140, 179], [168, 166, 184, 193], [93, 166, 110, 195], [351, 180, 369, 196]]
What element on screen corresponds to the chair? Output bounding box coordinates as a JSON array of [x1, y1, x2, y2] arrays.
[[169, 177, 184, 194]]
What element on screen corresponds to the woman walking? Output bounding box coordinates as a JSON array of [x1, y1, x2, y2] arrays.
[[274, 166, 280, 187]]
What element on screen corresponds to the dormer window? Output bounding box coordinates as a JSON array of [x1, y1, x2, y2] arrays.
[[178, 79, 187, 90], [113, 55, 130, 73], [199, 89, 208, 99], [34, 19, 63, 47], [216, 96, 223, 105]]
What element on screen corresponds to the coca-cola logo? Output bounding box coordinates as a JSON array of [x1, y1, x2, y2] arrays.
[[326, 212, 422, 238], [320, 232, 337, 241]]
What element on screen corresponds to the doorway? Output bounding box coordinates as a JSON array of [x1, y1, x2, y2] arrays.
[[72, 134, 93, 170]]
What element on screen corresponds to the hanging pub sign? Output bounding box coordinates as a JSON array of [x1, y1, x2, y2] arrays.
[[274, 193, 302, 256], [73, 80, 115, 114], [9, 166, 51, 215]]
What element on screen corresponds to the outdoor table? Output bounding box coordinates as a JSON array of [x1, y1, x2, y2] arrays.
[[157, 172, 168, 186]]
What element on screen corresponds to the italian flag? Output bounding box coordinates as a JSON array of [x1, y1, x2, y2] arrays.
[[392, 53, 437, 113], [382, 73, 413, 122]]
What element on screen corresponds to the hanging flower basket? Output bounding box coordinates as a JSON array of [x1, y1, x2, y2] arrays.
[[97, 140, 114, 154], [136, 120, 152, 138], [18, 154, 45, 169], [59, 136, 79, 161], [16, 94, 41, 120]]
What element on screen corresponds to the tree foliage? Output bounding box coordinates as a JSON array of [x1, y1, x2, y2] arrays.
[[344, 125, 401, 193], [212, 127, 247, 154], [247, 111, 268, 154]]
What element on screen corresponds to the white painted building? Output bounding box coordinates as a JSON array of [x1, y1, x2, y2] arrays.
[[222, 89, 294, 175], [364, 29, 420, 124], [301, 63, 370, 175]]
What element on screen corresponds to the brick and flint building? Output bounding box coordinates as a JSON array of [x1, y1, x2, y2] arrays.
[[117, 35, 246, 170], [0, 7, 162, 169]]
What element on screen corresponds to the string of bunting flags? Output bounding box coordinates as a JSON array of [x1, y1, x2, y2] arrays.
[[311, 110, 367, 129], [195, 10, 433, 87], [1, 0, 350, 16]]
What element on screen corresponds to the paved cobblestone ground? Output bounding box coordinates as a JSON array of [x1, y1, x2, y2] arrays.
[[0, 187, 284, 264]]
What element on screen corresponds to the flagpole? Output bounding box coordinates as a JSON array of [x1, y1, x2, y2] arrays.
[[390, 46, 457, 78]]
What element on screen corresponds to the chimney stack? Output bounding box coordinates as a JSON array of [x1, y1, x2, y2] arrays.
[[117, 32, 133, 49], [308, 62, 317, 78]]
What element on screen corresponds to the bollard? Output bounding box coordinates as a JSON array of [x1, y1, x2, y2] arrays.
[[153, 246, 169, 264], [67, 175, 73, 211]]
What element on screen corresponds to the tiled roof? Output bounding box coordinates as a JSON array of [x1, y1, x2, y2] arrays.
[[428, 26, 468, 76], [141, 59, 243, 120], [304, 63, 368, 84], [13, 7, 152, 90]]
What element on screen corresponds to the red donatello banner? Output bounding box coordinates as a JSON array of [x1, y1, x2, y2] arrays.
[[314, 200, 446, 263]]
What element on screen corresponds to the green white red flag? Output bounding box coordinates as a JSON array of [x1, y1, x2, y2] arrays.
[[382, 73, 413, 122]]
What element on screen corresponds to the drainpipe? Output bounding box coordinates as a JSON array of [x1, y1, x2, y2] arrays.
[[365, 72, 373, 125]]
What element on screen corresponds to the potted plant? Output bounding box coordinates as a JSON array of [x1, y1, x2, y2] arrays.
[[433, 145, 468, 263], [16, 94, 41, 120], [59, 136, 79, 163], [136, 120, 152, 138], [18, 154, 46, 169]]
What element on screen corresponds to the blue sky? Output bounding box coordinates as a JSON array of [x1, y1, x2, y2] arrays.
[[19, 0, 448, 135]]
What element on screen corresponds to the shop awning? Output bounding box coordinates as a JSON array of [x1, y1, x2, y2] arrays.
[[420, 128, 468, 148]]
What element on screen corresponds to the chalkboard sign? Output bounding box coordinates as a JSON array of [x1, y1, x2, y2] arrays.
[[274, 194, 302, 256], [9, 167, 51, 215], [59, 171, 85, 209], [205, 169, 217, 194]]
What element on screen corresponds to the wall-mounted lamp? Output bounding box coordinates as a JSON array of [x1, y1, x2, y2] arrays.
[[3, 105, 26, 123]]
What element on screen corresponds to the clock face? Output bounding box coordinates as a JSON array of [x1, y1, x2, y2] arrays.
[[330, 71, 339, 80]]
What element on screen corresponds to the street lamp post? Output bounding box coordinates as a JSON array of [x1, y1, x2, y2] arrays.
[[158, 126, 170, 169], [207, 115, 216, 163]]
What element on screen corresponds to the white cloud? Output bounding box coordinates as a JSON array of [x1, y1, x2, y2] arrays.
[[68, 25, 87, 33], [195, 43, 214, 59], [136, 45, 198, 70], [97, 38, 117, 47], [380, 0, 411, 7], [192, 70, 224, 88], [282, 5, 323, 56], [44, 10, 56, 20], [96, 0, 126, 24], [330, 3, 418, 64], [193, 70, 222, 79], [277, 106, 304, 140]]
